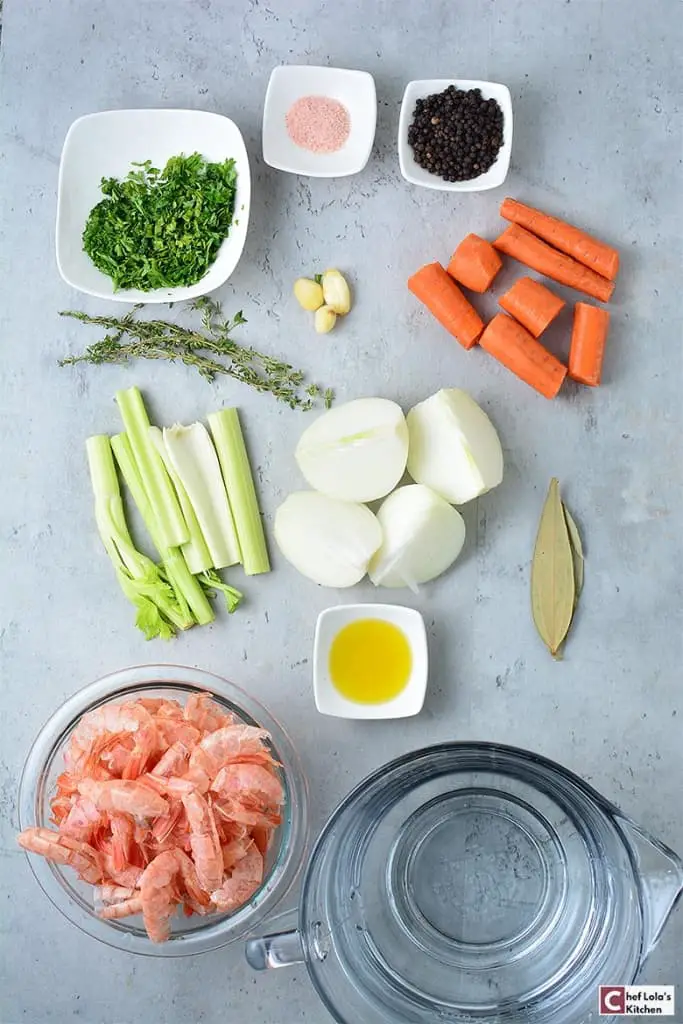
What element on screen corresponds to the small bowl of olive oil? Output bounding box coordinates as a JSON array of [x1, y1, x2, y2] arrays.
[[313, 604, 428, 719]]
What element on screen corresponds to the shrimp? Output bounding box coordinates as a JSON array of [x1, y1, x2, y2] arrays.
[[154, 720, 201, 751], [184, 693, 233, 734], [211, 846, 264, 913], [181, 791, 223, 893], [101, 854, 144, 889], [17, 827, 103, 884], [99, 897, 144, 920], [214, 799, 281, 829], [210, 763, 284, 809], [151, 740, 190, 778], [187, 725, 272, 791], [94, 883, 138, 907], [69, 702, 159, 779], [221, 837, 252, 872], [60, 795, 104, 842], [140, 849, 208, 942], [151, 801, 184, 845], [78, 778, 168, 818], [110, 813, 134, 873]]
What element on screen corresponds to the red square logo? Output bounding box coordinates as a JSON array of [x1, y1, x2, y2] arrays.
[[599, 986, 626, 1014]]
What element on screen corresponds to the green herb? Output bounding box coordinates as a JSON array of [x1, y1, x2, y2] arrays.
[[83, 154, 237, 291], [531, 478, 576, 659], [59, 299, 333, 410], [313, 273, 323, 285]]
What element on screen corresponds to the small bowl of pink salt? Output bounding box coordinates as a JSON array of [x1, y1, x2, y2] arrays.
[[262, 65, 377, 177]]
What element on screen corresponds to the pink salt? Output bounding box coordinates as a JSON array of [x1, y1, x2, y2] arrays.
[[285, 95, 351, 154]]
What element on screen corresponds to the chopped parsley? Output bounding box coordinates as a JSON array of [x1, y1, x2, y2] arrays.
[[82, 153, 238, 291]]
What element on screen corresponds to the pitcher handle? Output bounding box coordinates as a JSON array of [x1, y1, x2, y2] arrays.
[[246, 928, 305, 970], [615, 814, 683, 958]]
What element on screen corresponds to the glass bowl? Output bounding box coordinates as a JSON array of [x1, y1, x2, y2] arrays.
[[18, 664, 309, 957]]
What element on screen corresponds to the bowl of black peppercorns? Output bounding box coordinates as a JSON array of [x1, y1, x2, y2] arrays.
[[398, 79, 512, 191]]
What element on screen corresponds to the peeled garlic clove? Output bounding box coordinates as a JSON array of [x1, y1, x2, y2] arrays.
[[314, 305, 337, 334], [294, 277, 324, 311], [322, 270, 351, 315]]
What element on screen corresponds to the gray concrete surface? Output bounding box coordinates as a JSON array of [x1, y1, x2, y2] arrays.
[[1, 1, 682, 1022]]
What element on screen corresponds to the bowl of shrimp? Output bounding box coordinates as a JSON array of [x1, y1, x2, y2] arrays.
[[17, 664, 309, 956]]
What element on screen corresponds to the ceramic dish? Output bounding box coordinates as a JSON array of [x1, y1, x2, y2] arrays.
[[56, 109, 251, 303], [398, 79, 513, 192], [313, 604, 428, 719], [18, 664, 308, 956], [262, 65, 377, 177]]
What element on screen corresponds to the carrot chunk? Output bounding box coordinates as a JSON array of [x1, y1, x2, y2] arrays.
[[499, 277, 565, 337], [408, 261, 484, 350], [479, 313, 568, 399], [493, 224, 615, 303], [447, 233, 502, 293], [568, 302, 610, 386], [500, 198, 619, 281]]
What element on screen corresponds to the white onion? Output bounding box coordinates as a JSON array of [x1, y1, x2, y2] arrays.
[[406, 389, 503, 505], [295, 398, 409, 503], [274, 491, 382, 588], [369, 484, 466, 589]]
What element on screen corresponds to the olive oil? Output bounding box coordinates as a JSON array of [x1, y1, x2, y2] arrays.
[[329, 618, 412, 704]]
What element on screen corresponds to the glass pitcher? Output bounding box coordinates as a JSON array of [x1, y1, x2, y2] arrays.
[[246, 743, 682, 1024]]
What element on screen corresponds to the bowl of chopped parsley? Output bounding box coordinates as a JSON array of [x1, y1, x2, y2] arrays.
[[56, 109, 251, 302]]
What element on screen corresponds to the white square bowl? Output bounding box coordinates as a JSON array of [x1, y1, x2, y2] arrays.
[[56, 109, 251, 303], [313, 604, 428, 720], [398, 79, 513, 192], [262, 65, 377, 177]]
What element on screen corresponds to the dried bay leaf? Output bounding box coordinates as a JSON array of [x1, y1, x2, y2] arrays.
[[563, 504, 584, 603], [531, 478, 575, 658]]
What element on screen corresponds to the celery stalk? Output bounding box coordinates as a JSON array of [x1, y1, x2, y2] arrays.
[[86, 435, 190, 638], [110, 432, 214, 628], [198, 570, 243, 614], [149, 426, 213, 575], [115, 387, 189, 549], [208, 409, 271, 576], [162, 423, 241, 569]]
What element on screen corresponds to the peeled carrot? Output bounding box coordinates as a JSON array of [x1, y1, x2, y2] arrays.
[[479, 313, 567, 399], [500, 198, 619, 281], [493, 224, 615, 303], [499, 277, 565, 338], [447, 233, 502, 293], [568, 302, 610, 386], [408, 262, 484, 350]]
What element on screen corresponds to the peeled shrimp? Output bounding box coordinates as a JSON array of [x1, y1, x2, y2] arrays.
[[181, 791, 223, 893], [211, 846, 264, 913], [17, 827, 103, 884], [78, 779, 168, 818]]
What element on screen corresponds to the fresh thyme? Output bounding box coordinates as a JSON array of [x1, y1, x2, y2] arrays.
[[59, 298, 334, 410]]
